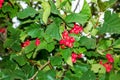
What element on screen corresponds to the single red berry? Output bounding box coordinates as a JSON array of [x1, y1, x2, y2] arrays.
[[62, 30, 69, 36], [67, 42, 73, 48], [21, 39, 30, 47], [72, 57, 77, 63], [108, 58, 114, 63], [106, 54, 112, 59], [74, 23, 79, 29], [78, 26, 83, 32], [69, 29, 74, 33], [99, 60, 103, 65], [77, 54, 83, 59], [60, 45, 65, 49], [59, 39, 65, 45], [35, 38, 40, 46], [74, 30, 80, 34], [69, 37, 75, 43], [0, 28, 6, 33], [64, 40, 70, 46], [63, 35, 70, 40], [103, 63, 113, 73], [0, 0, 4, 8], [106, 53, 114, 63], [72, 52, 78, 59]]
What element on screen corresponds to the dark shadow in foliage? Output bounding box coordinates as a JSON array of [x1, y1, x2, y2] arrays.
[[35, 49, 49, 61]]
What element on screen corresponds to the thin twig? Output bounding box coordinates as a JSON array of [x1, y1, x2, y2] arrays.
[[73, 0, 81, 12], [29, 60, 50, 80]]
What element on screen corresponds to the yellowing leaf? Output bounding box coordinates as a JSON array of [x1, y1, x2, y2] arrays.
[[42, 2, 51, 24]]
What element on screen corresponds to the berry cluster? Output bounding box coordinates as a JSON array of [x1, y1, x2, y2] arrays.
[[71, 52, 84, 63], [70, 23, 83, 34], [59, 23, 83, 48], [0, 0, 4, 8], [59, 30, 75, 48], [21, 38, 40, 48], [100, 53, 114, 73]]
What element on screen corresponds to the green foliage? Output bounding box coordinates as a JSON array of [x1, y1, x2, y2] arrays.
[[17, 7, 38, 19], [65, 1, 91, 25], [45, 22, 60, 40], [99, 11, 120, 34], [79, 36, 96, 49], [0, 0, 120, 80]]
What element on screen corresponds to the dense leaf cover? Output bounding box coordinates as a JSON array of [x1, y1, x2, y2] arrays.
[[0, 0, 120, 80]]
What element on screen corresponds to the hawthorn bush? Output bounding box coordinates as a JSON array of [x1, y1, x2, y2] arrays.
[[0, 0, 120, 80]]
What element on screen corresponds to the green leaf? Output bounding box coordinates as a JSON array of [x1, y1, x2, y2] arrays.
[[42, 1, 51, 24], [65, 1, 91, 25], [2, 5, 13, 13], [17, 7, 38, 19], [61, 49, 72, 66], [33, 41, 47, 58], [24, 40, 36, 53], [36, 70, 56, 80], [113, 39, 120, 48], [46, 42, 55, 52], [109, 71, 120, 80], [80, 70, 96, 80], [13, 55, 27, 66], [49, 0, 60, 15], [84, 51, 99, 58], [45, 22, 60, 40], [99, 11, 120, 34], [73, 64, 89, 73], [25, 23, 44, 38], [97, 0, 117, 11], [79, 36, 96, 49], [97, 39, 112, 50], [22, 64, 35, 78], [4, 39, 21, 51], [50, 56, 62, 66], [91, 64, 105, 73]]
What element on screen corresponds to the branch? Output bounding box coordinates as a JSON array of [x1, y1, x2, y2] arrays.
[[29, 60, 50, 80], [73, 0, 81, 12]]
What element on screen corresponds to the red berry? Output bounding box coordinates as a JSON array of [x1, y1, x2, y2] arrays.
[[64, 40, 70, 46], [59, 39, 65, 45], [68, 42, 73, 48], [0, 28, 6, 33], [21, 39, 30, 47], [72, 58, 76, 63], [77, 54, 83, 59], [103, 63, 113, 73], [0, 0, 4, 8], [62, 30, 68, 36], [72, 52, 77, 59], [69, 29, 74, 33], [74, 23, 79, 29], [35, 38, 40, 46], [69, 37, 75, 43], [60, 45, 65, 49], [63, 35, 70, 40], [108, 58, 114, 63], [106, 54, 114, 63], [99, 60, 103, 65], [78, 26, 83, 32], [106, 54, 112, 59]]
